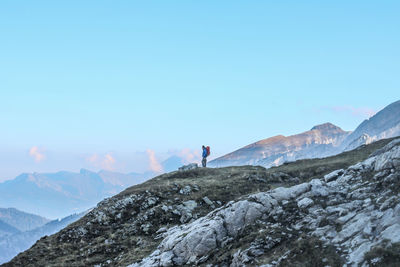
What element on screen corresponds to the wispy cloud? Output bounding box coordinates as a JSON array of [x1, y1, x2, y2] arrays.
[[103, 153, 116, 170], [322, 105, 377, 118], [146, 149, 163, 173], [86, 153, 116, 171], [29, 146, 46, 162], [168, 148, 201, 163]]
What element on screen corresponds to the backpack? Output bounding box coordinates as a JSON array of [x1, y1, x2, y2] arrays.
[[206, 146, 210, 157]]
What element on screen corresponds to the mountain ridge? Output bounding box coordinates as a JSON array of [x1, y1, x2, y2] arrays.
[[342, 100, 400, 148], [210, 122, 350, 168], [0, 212, 85, 264], [0, 169, 153, 219], [210, 100, 400, 168], [0, 208, 49, 232]]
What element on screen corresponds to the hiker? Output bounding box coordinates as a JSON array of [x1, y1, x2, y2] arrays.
[[202, 145, 210, 167]]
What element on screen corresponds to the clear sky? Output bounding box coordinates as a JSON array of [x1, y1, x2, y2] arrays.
[[0, 1, 399, 181]]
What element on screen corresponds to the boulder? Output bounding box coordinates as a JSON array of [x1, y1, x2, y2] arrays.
[[178, 163, 198, 172]]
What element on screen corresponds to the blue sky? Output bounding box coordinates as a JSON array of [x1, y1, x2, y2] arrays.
[[0, 1, 399, 180]]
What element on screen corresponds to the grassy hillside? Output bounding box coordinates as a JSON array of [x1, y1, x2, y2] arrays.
[[120, 137, 395, 200]]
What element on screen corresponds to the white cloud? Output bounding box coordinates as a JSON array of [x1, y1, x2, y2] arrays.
[[87, 153, 99, 164], [86, 153, 116, 171], [29, 146, 46, 163], [321, 105, 377, 119], [103, 153, 116, 170], [146, 149, 163, 173], [169, 148, 201, 163]]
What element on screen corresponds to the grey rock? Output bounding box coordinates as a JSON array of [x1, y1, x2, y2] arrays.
[[179, 186, 192, 195], [374, 145, 400, 171], [270, 183, 310, 202], [175, 201, 198, 223], [324, 169, 344, 182], [133, 192, 277, 266], [309, 179, 329, 197], [178, 163, 198, 172], [202, 197, 214, 207], [297, 198, 314, 209]]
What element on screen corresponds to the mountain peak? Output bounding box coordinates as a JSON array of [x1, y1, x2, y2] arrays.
[[311, 122, 343, 132], [79, 168, 96, 175]]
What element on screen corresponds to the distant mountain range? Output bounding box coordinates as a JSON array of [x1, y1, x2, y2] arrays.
[[210, 100, 400, 168], [0, 150, 194, 220], [0, 220, 19, 238], [0, 169, 153, 219], [0, 208, 49, 234], [0, 209, 85, 264]]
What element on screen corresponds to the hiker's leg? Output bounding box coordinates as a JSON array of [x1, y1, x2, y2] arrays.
[[202, 158, 206, 167]]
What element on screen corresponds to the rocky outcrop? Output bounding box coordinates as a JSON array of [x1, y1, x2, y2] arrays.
[[344, 133, 375, 152], [178, 163, 198, 172], [131, 138, 400, 266]]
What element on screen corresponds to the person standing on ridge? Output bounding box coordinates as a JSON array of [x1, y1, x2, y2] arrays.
[[202, 145, 210, 167]]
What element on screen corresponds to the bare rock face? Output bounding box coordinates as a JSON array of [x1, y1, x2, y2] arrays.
[[130, 193, 280, 266], [131, 138, 400, 266], [373, 139, 400, 171], [343, 133, 375, 151]]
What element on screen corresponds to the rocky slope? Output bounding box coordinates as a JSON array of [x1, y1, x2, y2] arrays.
[[0, 212, 85, 264], [3, 137, 399, 267], [133, 138, 400, 266], [209, 123, 350, 168]]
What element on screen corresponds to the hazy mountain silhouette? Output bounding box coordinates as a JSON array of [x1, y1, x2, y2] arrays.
[[0, 211, 85, 264], [0, 169, 153, 219], [0, 208, 49, 232]]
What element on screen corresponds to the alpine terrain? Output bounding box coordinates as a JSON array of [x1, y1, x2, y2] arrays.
[[209, 123, 350, 168], [341, 100, 400, 150], [209, 100, 400, 168], [3, 137, 400, 266], [0, 208, 49, 235], [0, 169, 152, 219], [0, 212, 85, 264]]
